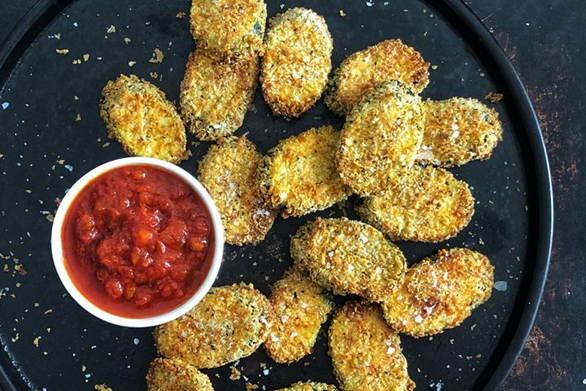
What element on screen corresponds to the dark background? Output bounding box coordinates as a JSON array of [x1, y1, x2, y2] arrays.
[[0, 0, 583, 390]]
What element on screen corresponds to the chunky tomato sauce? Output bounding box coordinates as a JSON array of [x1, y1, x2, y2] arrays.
[[62, 165, 214, 318]]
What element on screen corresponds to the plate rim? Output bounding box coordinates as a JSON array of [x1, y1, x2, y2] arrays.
[[0, 1, 554, 390]]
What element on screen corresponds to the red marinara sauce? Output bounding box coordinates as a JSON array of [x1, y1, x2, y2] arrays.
[[62, 165, 214, 318]]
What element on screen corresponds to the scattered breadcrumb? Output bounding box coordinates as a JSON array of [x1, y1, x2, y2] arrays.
[[128, 61, 137, 67], [107, 25, 116, 33], [485, 92, 503, 103], [83, 54, 90, 62], [72, 59, 81, 65], [33, 336, 40, 347], [56, 49, 69, 55], [75, 114, 82, 122], [149, 48, 164, 64], [229, 365, 242, 380], [124, 37, 131, 44], [150, 72, 159, 79], [246, 383, 259, 390], [431, 64, 439, 70], [176, 12, 186, 19], [94, 384, 113, 391], [339, 10, 346, 17]]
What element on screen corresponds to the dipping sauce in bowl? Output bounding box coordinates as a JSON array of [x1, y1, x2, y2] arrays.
[[52, 157, 223, 327]]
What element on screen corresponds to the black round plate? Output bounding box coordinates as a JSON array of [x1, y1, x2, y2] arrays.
[[0, 1, 553, 390]]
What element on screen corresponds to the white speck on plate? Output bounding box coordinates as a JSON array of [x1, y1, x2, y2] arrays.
[[1, 102, 9, 110], [133, 338, 140, 345], [494, 281, 508, 292]]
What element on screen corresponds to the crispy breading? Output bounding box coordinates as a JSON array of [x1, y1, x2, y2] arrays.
[[290, 218, 407, 302], [261, 8, 333, 117], [416, 98, 503, 167], [146, 358, 214, 391], [100, 74, 187, 164], [259, 126, 352, 217], [328, 301, 415, 391], [275, 381, 338, 391], [336, 81, 424, 196], [189, 0, 267, 53], [356, 165, 474, 242], [154, 283, 273, 369], [325, 39, 429, 117], [180, 49, 259, 141], [382, 248, 494, 338], [264, 268, 334, 363], [198, 137, 276, 245]]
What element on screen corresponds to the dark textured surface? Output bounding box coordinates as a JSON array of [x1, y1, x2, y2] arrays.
[[0, 0, 575, 390]]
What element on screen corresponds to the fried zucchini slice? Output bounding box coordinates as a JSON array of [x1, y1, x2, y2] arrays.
[[325, 39, 429, 117], [198, 137, 276, 245], [336, 81, 424, 196], [259, 126, 352, 217], [356, 165, 474, 242], [290, 218, 407, 302], [180, 49, 259, 141], [146, 358, 214, 391], [417, 98, 503, 167], [275, 382, 338, 391], [382, 248, 494, 338], [329, 301, 415, 391], [261, 8, 333, 117], [264, 268, 334, 363], [154, 283, 273, 369], [100, 74, 187, 164], [189, 0, 267, 53]]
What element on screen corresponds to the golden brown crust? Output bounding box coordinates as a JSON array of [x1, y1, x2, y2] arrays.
[[328, 301, 415, 391], [146, 358, 214, 391], [198, 137, 276, 245], [416, 98, 503, 167], [153, 283, 273, 369], [189, 0, 267, 53], [264, 268, 334, 364], [325, 39, 429, 117], [100, 74, 187, 164], [180, 49, 259, 141], [261, 8, 333, 117], [382, 248, 494, 338], [290, 218, 407, 302], [259, 126, 352, 217], [356, 165, 475, 242], [275, 382, 338, 391], [336, 81, 425, 196]]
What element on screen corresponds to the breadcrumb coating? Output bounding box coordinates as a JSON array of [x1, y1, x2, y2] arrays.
[[382, 248, 494, 337]]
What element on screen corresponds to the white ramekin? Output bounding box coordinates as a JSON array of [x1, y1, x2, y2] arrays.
[[51, 157, 224, 328]]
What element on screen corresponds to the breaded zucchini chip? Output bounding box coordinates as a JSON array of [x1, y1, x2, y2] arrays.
[[146, 358, 214, 391], [325, 39, 429, 117], [261, 8, 333, 117], [189, 0, 267, 53], [356, 165, 474, 242], [337, 81, 424, 196], [100, 74, 187, 164], [417, 98, 503, 167], [198, 137, 276, 245], [180, 49, 259, 141], [329, 302, 415, 391], [275, 381, 338, 391], [154, 283, 273, 369], [260, 126, 352, 217], [382, 248, 494, 338], [264, 268, 334, 363], [290, 218, 407, 302]]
